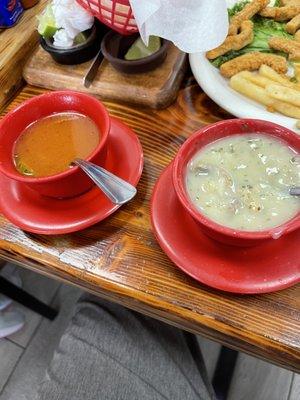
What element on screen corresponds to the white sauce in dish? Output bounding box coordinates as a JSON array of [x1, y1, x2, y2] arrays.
[[186, 134, 300, 231]]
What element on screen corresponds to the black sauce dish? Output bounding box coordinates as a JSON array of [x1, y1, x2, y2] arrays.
[[40, 22, 109, 65], [101, 30, 169, 74]]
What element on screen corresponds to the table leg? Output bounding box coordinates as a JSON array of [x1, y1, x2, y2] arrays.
[[212, 346, 239, 400], [184, 332, 218, 400], [0, 276, 58, 320]]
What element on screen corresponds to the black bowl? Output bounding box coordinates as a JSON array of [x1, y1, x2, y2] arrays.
[[40, 25, 102, 65], [101, 31, 169, 74]]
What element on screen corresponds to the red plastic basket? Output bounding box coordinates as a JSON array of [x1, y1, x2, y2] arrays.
[[76, 0, 138, 35]]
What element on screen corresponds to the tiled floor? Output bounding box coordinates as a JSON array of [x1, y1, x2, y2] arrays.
[[0, 264, 81, 400], [0, 264, 299, 400]]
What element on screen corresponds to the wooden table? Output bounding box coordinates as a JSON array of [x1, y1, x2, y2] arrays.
[[0, 82, 299, 374], [0, 0, 48, 109]]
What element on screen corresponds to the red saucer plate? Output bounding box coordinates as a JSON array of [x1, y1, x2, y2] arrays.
[[151, 163, 300, 294], [0, 117, 143, 235]]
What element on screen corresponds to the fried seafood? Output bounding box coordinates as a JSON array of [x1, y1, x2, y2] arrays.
[[281, 0, 300, 6], [286, 13, 300, 33], [228, 0, 269, 35], [206, 20, 254, 59], [268, 36, 300, 60], [220, 52, 288, 78], [259, 5, 300, 21]]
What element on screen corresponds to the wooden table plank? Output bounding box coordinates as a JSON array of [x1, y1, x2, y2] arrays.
[[0, 0, 48, 110], [0, 84, 299, 372]]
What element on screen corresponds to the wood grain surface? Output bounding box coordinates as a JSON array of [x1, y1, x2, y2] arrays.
[[0, 83, 299, 373], [0, 0, 48, 109], [23, 44, 187, 109]]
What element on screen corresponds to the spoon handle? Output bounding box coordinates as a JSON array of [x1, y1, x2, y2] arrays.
[[289, 187, 300, 196], [83, 48, 104, 88], [74, 159, 137, 205]]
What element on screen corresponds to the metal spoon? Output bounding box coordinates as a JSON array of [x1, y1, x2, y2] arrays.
[[83, 48, 104, 88], [73, 159, 137, 205], [289, 187, 300, 196]]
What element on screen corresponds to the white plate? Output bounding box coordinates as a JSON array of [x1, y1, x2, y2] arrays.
[[189, 52, 300, 134]]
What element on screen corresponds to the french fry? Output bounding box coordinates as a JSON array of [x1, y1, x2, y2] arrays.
[[230, 72, 300, 119], [238, 71, 277, 88], [259, 64, 294, 86], [230, 74, 273, 106], [293, 62, 300, 81], [272, 100, 300, 119], [266, 84, 300, 107], [259, 64, 300, 90], [295, 30, 300, 42]]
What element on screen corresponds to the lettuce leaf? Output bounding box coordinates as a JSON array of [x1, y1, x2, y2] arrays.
[[228, 1, 250, 18], [211, 2, 293, 68]]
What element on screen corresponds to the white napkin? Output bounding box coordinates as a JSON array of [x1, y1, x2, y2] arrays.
[[129, 0, 229, 53], [52, 0, 94, 48]]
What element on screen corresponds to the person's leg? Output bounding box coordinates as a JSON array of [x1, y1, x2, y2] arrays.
[[0, 262, 22, 310], [38, 295, 215, 400], [0, 260, 25, 338]]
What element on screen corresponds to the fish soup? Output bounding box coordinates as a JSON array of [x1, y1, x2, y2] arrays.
[[186, 134, 300, 231], [13, 112, 100, 178]]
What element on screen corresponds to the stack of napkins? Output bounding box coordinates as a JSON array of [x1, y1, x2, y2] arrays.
[[129, 0, 228, 53]]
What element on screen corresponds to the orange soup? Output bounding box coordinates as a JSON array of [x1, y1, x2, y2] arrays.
[[13, 112, 100, 177]]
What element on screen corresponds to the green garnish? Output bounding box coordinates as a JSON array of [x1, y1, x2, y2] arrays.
[[211, 51, 245, 68], [37, 4, 58, 39], [124, 36, 161, 61], [228, 1, 250, 18], [73, 31, 89, 45], [15, 158, 34, 176]]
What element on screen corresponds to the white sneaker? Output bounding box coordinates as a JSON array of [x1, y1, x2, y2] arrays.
[[0, 266, 22, 311], [0, 310, 25, 339], [0, 296, 12, 311]]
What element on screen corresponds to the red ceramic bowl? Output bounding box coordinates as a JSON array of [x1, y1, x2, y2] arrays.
[[173, 119, 300, 246], [0, 91, 110, 198]]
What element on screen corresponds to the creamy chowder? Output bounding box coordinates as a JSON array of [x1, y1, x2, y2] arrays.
[[186, 134, 300, 231]]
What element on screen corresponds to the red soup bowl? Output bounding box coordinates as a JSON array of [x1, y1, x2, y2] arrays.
[[172, 119, 300, 247], [0, 91, 110, 198]]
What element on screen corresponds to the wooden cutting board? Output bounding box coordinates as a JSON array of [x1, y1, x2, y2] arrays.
[[23, 44, 187, 109], [0, 0, 48, 110]]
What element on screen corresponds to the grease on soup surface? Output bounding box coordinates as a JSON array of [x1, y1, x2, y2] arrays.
[[186, 134, 300, 231], [13, 112, 100, 178]]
